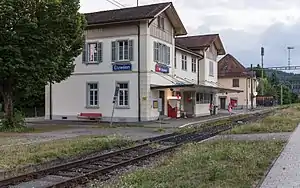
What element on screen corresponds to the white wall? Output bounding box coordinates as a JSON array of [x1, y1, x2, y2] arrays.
[[173, 50, 198, 84], [195, 104, 210, 116], [46, 73, 139, 122]]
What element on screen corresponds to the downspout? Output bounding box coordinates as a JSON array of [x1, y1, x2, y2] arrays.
[[197, 59, 200, 85], [137, 22, 141, 122]]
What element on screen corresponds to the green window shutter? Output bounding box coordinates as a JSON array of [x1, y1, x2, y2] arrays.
[[112, 41, 116, 62], [129, 40, 133, 61], [97, 42, 102, 63], [167, 46, 170, 65], [82, 36, 87, 64]]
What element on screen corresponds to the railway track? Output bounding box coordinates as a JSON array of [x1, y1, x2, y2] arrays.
[[2, 111, 273, 188]]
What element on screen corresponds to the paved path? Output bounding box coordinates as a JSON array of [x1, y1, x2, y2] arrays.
[[1, 107, 274, 148], [260, 125, 300, 188], [211, 132, 291, 142]]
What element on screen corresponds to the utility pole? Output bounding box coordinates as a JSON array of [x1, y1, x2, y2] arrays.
[[49, 80, 52, 120], [137, 0, 138, 6], [261, 47, 264, 106], [261, 47, 264, 80], [250, 64, 254, 110]]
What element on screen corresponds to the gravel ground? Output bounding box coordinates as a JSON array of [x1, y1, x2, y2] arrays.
[[0, 127, 175, 148]]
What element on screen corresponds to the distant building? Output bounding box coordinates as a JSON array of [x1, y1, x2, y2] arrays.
[[217, 54, 258, 109]]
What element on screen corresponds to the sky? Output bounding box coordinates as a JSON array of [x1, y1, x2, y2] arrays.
[[80, 0, 300, 70]]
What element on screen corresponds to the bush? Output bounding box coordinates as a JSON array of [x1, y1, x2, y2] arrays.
[[0, 110, 33, 132]]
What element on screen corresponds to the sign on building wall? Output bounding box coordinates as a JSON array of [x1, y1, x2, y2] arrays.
[[155, 63, 169, 73], [112, 63, 132, 71]]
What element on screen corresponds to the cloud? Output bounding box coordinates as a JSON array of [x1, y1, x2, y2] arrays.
[[213, 20, 300, 68], [80, 0, 300, 69]]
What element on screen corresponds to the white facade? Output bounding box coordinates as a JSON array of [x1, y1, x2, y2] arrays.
[[45, 6, 228, 122]]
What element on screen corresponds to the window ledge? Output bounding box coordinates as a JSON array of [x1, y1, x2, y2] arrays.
[[115, 106, 130, 109], [113, 61, 131, 63], [85, 106, 100, 109], [85, 62, 101, 65]]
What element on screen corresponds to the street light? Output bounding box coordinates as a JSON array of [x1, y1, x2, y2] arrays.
[[287, 46, 295, 67]]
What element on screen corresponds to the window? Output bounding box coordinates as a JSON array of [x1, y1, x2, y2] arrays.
[[209, 61, 214, 76], [196, 93, 211, 104], [87, 83, 99, 107], [191, 58, 196, 73], [157, 16, 164, 30], [232, 79, 239, 87], [117, 82, 129, 108], [111, 40, 133, 62], [181, 54, 187, 70], [82, 42, 102, 64], [153, 42, 170, 65]]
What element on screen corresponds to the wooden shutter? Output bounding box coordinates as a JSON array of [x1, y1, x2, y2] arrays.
[[129, 40, 133, 61], [111, 41, 116, 62], [97, 42, 102, 63], [153, 42, 157, 62], [167, 46, 170, 65], [82, 36, 87, 64]]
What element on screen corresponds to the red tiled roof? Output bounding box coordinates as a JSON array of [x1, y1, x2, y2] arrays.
[[218, 54, 253, 78], [175, 34, 225, 55], [175, 34, 218, 49]]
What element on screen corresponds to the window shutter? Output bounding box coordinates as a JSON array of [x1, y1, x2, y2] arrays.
[[163, 45, 167, 64], [167, 46, 170, 65], [153, 42, 156, 62], [82, 36, 87, 64], [97, 42, 102, 63], [111, 41, 116, 62], [129, 40, 133, 61]]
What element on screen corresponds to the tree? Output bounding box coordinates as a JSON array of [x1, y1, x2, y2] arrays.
[[0, 0, 86, 128]]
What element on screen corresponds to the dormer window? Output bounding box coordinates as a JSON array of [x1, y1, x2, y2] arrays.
[[157, 16, 164, 30]]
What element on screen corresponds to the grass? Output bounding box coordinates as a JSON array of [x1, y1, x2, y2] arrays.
[[178, 114, 251, 134], [111, 140, 284, 188], [0, 135, 129, 170], [226, 106, 300, 134]]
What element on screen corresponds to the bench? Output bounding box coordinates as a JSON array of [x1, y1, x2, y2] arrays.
[[77, 112, 102, 121]]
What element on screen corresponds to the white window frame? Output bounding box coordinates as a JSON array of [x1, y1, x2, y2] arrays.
[[158, 16, 164, 30], [117, 40, 129, 61], [86, 82, 99, 108], [209, 61, 214, 76], [181, 54, 187, 71], [191, 58, 196, 73], [196, 93, 211, 104], [116, 82, 130, 108], [153, 41, 170, 65], [232, 79, 239, 87], [87, 43, 98, 63]]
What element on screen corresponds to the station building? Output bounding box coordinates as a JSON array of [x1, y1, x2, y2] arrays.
[[45, 2, 242, 122]]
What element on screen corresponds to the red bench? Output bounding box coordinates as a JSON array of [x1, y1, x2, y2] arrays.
[[77, 112, 102, 121]]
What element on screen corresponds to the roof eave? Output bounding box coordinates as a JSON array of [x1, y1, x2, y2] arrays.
[[164, 4, 187, 36], [175, 45, 203, 58], [86, 18, 152, 28]]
